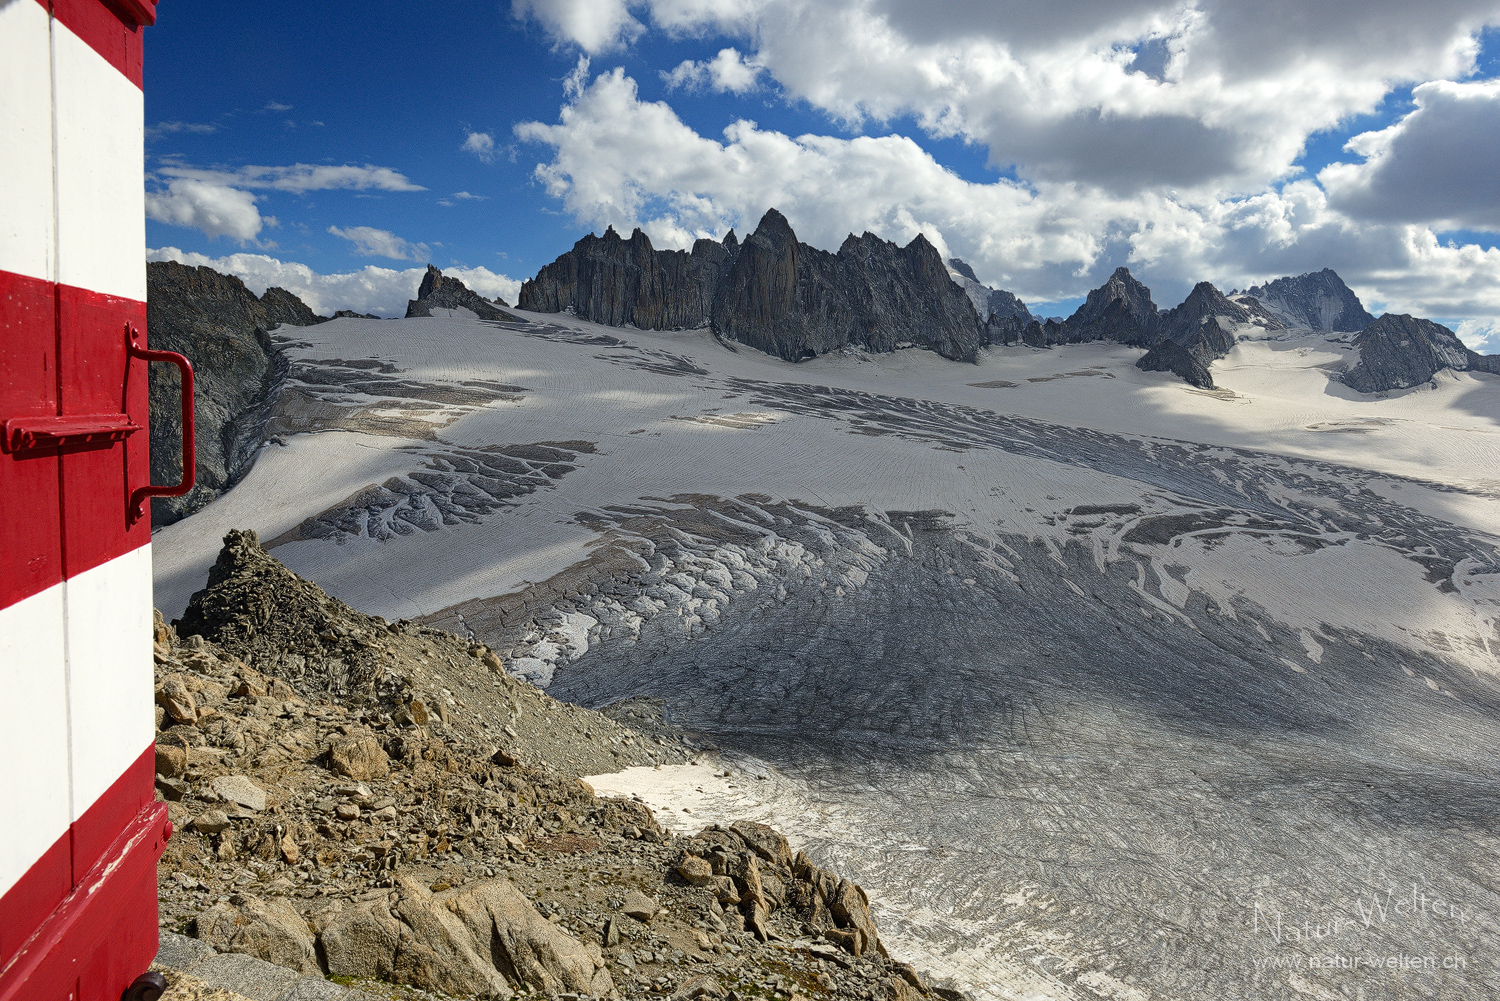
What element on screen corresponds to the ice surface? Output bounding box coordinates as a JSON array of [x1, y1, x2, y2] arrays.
[[152, 310, 1500, 1000]]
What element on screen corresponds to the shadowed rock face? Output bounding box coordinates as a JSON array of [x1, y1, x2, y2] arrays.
[[1066, 266, 1161, 347], [519, 227, 730, 330], [522, 209, 983, 363], [1343, 313, 1496, 393], [146, 261, 324, 525], [1137, 335, 1216, 388], [1238, 268, 1375, 331], [406, 265, 523, 322]]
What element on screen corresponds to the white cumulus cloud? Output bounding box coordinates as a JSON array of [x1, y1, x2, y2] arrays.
[[147, 161, 426, 242], [147, 247, 523, 317], [327, 225, 431, 261], [662, 47, 762, 93], [145, 178, 269, 243], [511, 0, 643, 53], [463, 131, 498, 163], [516, 0, 1499, 197]]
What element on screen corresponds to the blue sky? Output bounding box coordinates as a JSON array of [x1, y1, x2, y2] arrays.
[[144, 1, 1500, 341]]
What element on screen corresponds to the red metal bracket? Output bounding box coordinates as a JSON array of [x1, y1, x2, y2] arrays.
[[125, 324, 194, 523], [1, 414, 140, 454]]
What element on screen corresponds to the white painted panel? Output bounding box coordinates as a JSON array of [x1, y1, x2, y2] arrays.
[[51, 18, 145, 302], [0, 583, 71, 900], [65, 544, 154, 821], [0, 0, 56, 284]]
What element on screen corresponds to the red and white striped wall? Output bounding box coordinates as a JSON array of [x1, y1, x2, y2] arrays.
[[0, 2, 170, 1000]]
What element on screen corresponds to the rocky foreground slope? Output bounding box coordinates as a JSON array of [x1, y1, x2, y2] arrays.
[[153, 530, 945, 1001]]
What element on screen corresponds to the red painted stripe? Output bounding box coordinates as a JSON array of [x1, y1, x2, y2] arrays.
[[69, 741, 156, 884], [0, 272, 152, 611], [0, 745, 157, 965], [0, 744, 164, 1001], [40, 0, 155, 89], [0, 270, 63, 610]]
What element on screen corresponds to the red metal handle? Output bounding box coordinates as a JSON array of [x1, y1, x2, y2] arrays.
[[126, 324, 194, 523]]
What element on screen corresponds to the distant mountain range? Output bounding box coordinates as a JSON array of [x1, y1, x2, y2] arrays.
[[143, 219, 1499, 511], [520, 208, 1500, 394]]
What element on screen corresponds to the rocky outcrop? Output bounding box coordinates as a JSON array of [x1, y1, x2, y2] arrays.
[[146, 261, 324, 525], [523, 209, 983, 363], [1235, 269, 1374, 331], [193, 894, 321, 974], [1342, 314, 1500, 393], [1137, 333, 1215, 389], [406, 265, 523, 322], [519, 227, 730, 330]]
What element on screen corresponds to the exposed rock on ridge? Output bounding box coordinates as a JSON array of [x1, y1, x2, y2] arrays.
[[1343, 314, 1500, 393], [1235, 269, 1375, 331], [146, 261, 325, 525], [519, 226, 730, 331], [522, 209, 983, 363], [945, 258, 1034, 331], [406, 265, 524, 322]]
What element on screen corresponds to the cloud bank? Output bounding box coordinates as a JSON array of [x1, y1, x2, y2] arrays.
[[148, 247, 522, 318], [508, 1, 1500, 341], [146, 162, 426, 243]]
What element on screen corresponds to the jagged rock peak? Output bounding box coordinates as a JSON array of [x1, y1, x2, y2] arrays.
[[1236, 268, 1375, 332], [1075, 267, 1158, 324], [1062, 266, 1160, 348], [407, 265, 521, 322], [1162, 281, 1251, 335], [144, 261, 319, 525]]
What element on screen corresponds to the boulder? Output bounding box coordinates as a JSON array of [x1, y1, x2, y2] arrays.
[[328, 733, 390, 781], [827, 879, 881, 957], [155, 743, 188, 778], [191, 810, 230, 835], [156, 677, 197, 724], [193, 894, 320, 974], [442, 878, 612, 996], [622, 889, 658, 922], [314, 877, 612, 998], [210, 774, 267, 812], [730, 821, 794, 870], [677, 855, 716, 887]]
